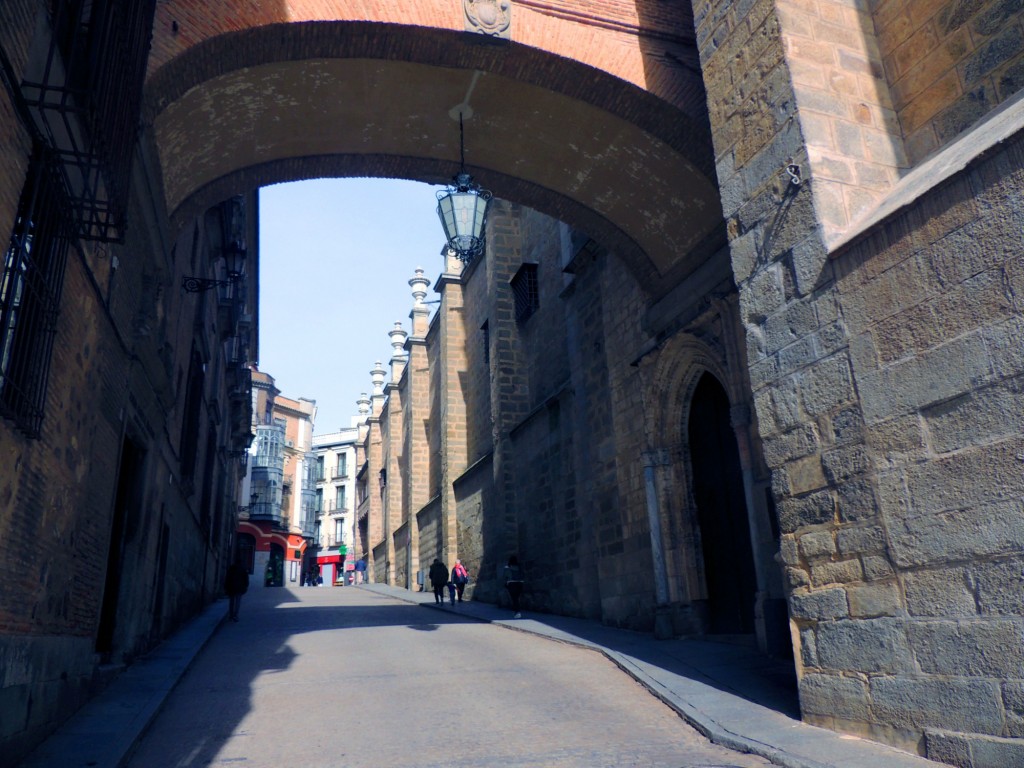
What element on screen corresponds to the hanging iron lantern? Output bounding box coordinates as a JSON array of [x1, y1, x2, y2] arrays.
[[436, 114, 491, 263]]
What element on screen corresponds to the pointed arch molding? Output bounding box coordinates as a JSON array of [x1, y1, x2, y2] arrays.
[[142, 21, 723, 297], [640, 332, 731, 456]]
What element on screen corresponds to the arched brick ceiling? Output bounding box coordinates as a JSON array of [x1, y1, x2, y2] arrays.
[[144, 22, 723, 296]]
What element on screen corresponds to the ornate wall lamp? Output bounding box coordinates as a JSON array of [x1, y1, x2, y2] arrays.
[[182, 242, 246, 292]]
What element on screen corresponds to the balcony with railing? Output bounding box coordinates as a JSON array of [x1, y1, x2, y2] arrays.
[[20, 0, 158, 242], [248, 499, 285, 528]]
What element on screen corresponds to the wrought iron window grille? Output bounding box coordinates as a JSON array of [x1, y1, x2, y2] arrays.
[[0, 149, 73, 437], [20, 0, 158, 242], [511, 262, 539, 323]]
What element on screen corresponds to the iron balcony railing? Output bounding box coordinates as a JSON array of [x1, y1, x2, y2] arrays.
[[248, 502, 285, 527], [20, 0, 158, 242]]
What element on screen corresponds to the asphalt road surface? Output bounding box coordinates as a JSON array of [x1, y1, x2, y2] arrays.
[[125, 586, 772, 768]]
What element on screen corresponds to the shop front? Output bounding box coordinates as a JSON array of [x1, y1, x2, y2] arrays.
[[317, 545, 348, 585]]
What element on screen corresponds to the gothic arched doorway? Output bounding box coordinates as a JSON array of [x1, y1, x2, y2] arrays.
[[688, 372, 757, 635]]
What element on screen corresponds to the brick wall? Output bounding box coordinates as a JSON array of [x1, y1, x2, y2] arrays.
[[0, 163, 248, 764], [0, 2, 36, 241], [147, 0, 702, 114]]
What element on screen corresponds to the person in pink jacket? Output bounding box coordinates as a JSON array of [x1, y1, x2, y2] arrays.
[[451, 559, 469, 603]]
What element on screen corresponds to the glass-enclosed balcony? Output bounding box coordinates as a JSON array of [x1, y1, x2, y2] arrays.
[[252, 424, 285, 469], [303, 454, 318, 487], [250, 467, 284, 526], [300, 488, 318, 538]]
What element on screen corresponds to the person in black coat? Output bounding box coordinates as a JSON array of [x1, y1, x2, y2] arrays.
[[503, 555, 524, 618], [428, 558, 449, 604], [225, 562, 249, 622]]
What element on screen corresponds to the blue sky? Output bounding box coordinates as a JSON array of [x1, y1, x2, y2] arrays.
[[258, 178, 442, 434]]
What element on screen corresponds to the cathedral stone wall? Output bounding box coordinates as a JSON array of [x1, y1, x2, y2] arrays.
[[873, 0, 1024, 163], [697, 0, 1024, 761]]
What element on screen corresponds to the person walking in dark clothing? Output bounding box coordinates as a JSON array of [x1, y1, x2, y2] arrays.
[[428, 558, 449, 604], [224, 562, 249, 622], [503, 555, 524, 618]]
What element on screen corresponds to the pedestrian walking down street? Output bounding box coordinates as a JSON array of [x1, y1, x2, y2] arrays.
[[428, 558, 449, 604], [224, 561, 249, 622], [504, 555, 524, 618], [354, 557, 367, 584], [447, 579, 457, 606], [451, 559, 469, 602]]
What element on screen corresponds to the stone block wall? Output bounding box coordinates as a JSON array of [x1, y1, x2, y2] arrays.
[[416, 497, 442, 581], [380, 392, 400, 585], [698, 0, 1024, 761], [516, 211, 571, 405], [480, 200, 531, 577], [826, 131, 1024, 765], [437, 262, 469, 563], [403, 307, 433, 524], [599, 249, 670, 631], [775, 0, 906, 239], [427, 318, 442, 499], [459, 255, 494, 469], [452, 455, 492, 601], [873, 0, 1024, 162]]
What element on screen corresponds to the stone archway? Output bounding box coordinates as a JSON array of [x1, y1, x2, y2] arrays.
[[141, 20, 724, 300], [637, 306, 781, 649]]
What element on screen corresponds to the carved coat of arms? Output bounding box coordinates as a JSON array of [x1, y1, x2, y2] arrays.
[[464, 0, 512, 38]]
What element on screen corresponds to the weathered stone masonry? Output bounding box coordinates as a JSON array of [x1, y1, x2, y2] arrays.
[[3, 0, 1024, 765], [696, 0, 1024, 762]]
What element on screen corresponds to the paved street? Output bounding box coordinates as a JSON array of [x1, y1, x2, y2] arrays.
[[125, 585, 771, 768]]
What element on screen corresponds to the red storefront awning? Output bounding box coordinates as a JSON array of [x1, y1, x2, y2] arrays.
[[317, 554, 344, 565]]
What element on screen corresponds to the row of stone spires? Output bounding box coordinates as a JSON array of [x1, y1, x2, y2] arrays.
[[354, 265, 433, 421]]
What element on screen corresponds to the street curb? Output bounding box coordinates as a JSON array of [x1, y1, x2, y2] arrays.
[[19, 600, 228, 768], [371, 586, 826, 768], [602, 652, 831, 768]]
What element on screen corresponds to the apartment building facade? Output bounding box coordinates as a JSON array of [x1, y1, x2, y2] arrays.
[[237, 371, 317, 588], [311, 427, 359, 584]]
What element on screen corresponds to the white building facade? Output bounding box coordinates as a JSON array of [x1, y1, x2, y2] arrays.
[[311, 427, 360, 584]]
